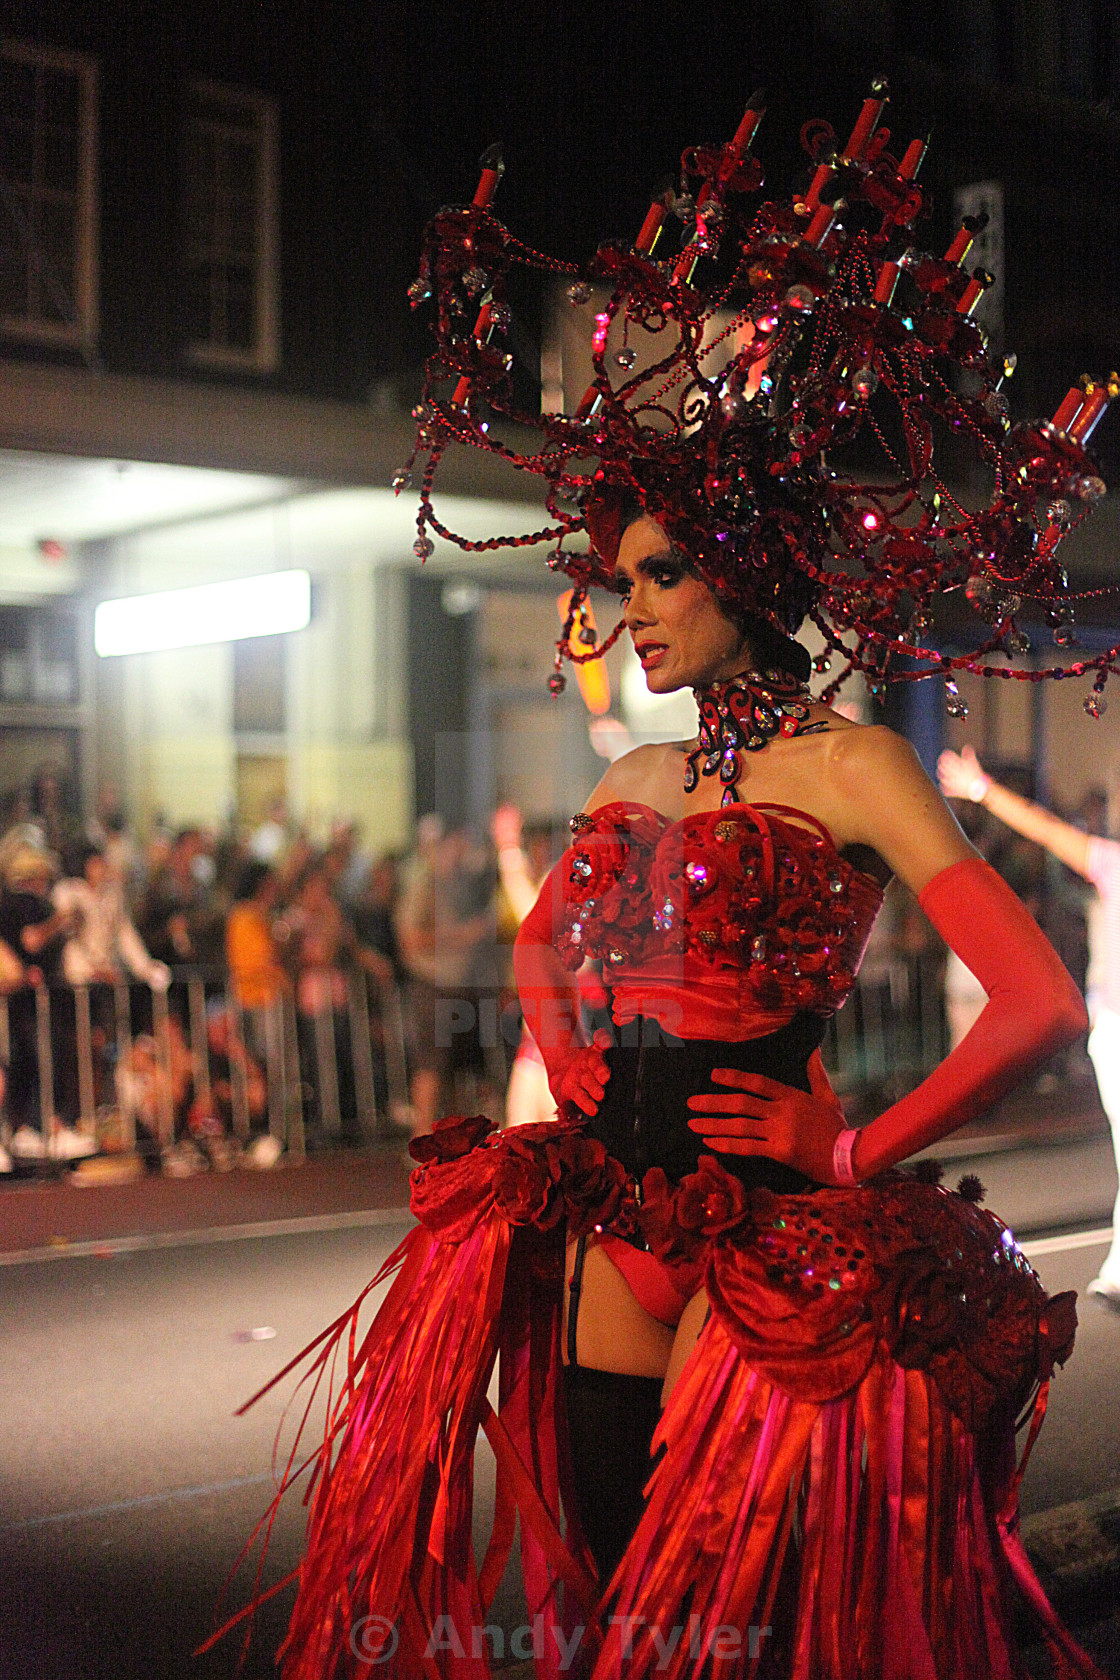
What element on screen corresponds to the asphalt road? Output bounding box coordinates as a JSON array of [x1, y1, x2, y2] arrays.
[[0, 1134, 1118, 1680]]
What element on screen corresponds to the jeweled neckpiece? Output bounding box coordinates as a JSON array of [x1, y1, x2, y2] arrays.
[[685, 671, 826, 806]]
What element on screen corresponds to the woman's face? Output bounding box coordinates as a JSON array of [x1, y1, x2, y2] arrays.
[[614, 515, 745, 692]]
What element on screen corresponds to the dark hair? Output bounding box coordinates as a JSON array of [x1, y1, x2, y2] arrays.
[[233, 859, 273, 902], [731, 610, 812, 685], [66, 840, 103, 878]]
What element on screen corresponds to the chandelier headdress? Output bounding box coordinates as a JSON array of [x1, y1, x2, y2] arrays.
[[399, 90, 1117, 717]]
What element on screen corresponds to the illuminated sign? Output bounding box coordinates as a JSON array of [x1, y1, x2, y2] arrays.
[[94, 570, 311, 657]]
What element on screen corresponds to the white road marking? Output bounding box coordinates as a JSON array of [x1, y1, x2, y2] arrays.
[[1020, 1226, 1113, 1259], [0, 1204, 415, 1267]]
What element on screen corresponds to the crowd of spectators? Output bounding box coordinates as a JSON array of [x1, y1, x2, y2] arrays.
[[0, 778, 565, 1177], [0, 763, 1107, 1181]]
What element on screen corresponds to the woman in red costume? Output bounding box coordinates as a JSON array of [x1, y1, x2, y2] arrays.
[[235, 91, 1117, 1680]]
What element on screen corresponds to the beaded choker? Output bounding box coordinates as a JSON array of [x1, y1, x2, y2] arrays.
[[686, 672, 826, 805]]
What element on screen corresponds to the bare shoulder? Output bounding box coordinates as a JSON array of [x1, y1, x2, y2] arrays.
[[583, 741, 684, 815], [823, 722, 925, 789], [822, 724, 975, 893]]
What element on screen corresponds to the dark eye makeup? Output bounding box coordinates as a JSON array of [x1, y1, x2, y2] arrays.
[[614, 555, 686, 598]]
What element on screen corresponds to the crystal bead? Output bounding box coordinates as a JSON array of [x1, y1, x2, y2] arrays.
[[391, 468, 412, 494], [1054, 625, 1078, 647], [750, 935, 767, 963], [851, 365, 878, 399], [413, 536, 434, 560], [411, 402, 431, 423], [1004, 628, 1030, 655], [1085, 692, 1107, 718], [566, 281, 591, 306], [1047, 499, 1072, 527], [812, 653, 831, 674], [1075, 475, 1107, 503], [407, 277, 432, 306], [784, 283, 815, 311], [462, 266, 488, 296], [608, 948, 625, 965], [548, 673, 567, 696], [672, 193, 696, 221], [829, 873, 844, 895], [614, 347, 637, 369], [490, 301, 511, 330]]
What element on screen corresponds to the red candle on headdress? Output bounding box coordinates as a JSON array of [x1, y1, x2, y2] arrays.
[[874, 261, 900, 306], [472, 144, 505, 209], [945, 223, 976, 266], [955, 270, 992, 316], [1068, 384, 1109, 443], [730, 90, 767, 159], [806, 203, 838, 249], [635, 201, 666, 254], [802, 163, 835, 214], [453, 302, 494, 407], [841, 91, 887, 162], [1051, 386, 1085, 432], [898, 137, 928, 181]]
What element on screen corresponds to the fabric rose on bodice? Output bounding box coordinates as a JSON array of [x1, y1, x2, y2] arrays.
[[558, 803, 663, 969]]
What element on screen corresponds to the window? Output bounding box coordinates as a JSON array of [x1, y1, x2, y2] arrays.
[[0, 605, 79, 706], [233, 634, 286, 735], [0, 40, 98, 350], [183, 82, 279, 373]]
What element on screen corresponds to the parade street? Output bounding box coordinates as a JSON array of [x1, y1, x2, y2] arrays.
[[1, 1131, 1118, 1680]]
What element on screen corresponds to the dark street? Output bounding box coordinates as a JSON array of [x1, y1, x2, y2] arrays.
[[1, 1130, 1118, 1680]]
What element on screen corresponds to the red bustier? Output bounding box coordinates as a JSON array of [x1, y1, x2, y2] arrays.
[[557, 800, 883, 1029]]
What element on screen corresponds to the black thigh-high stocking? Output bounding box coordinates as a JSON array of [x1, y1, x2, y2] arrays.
[[561, 1364, 663, 1587]]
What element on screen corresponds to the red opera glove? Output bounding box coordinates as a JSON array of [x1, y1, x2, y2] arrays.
[[853, 857, 1087, 1177], [687, 1048, 848, 1184], [551, 1029, 612, 1117], [514, 858, 610, 1113]]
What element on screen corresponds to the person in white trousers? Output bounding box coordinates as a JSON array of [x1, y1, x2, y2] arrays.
[[939, 743, 1120, 1304]]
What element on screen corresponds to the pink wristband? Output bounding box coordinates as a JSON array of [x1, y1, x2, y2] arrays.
[[832, 1127, 859, 1186]]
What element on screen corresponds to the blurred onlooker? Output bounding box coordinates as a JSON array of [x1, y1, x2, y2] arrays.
[[135, 828, 226, 970], [492, 804, 558, 1128], [940, 745, 1120, 1307], [248, 797, 290, 865], [51, 842, 171, 1138], [55, 843, 170, 993], [0, 845, 82, 1161], [395, 818, 492, 1133], [225, 859, 287, 1167], [281, 861, 361, 1144], [226, 861, 287, 1011], [352, 852, 405, 991], [86, 787, 140, 893]]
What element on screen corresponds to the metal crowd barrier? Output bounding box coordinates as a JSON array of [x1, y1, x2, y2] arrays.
[[822, 952, 949, 1096], [0, 967, 413, 1163]]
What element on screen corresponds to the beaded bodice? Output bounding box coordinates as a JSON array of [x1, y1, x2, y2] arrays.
[[558, 799, 883, 1017]]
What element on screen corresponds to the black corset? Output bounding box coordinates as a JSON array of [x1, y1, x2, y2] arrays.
[[589, 1013, 826, 1193]]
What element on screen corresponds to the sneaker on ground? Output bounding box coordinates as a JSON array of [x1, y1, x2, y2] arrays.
[[48, 1125, 98, 1161], [245, 1133, 283, 1169], [161, 1139, 208, 1177], [0, 1142, 11, 1173], [9, 1125, 47, 1160], [205, 1135, 239, 1173], [1087, 1276, 1120, 1309]]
